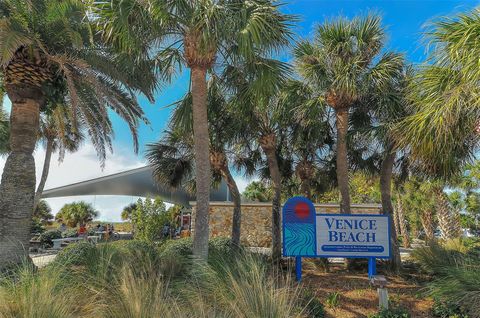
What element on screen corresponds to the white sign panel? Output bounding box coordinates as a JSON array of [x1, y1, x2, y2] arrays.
[[315, 214, 390, 258]]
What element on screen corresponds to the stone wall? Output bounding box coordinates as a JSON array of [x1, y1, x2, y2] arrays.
[[190, 202, 381, 247]]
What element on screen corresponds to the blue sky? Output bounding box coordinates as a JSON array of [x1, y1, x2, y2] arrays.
[[2, 0, 478, 221], [112, 0, 479, 154]]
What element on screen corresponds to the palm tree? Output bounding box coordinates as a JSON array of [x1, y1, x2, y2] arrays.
[[95, 0, 294, 259], [226, 56, 292, 260], [147, 78, 243, 246], [393, 10, 480, 239], [0, 0, 154, 268], [34, 105, 84, 210], [282, 80, 334, 200], [55, 201, 99, 228], [295, 14, 403, 214], [365, 60, 409, 270]]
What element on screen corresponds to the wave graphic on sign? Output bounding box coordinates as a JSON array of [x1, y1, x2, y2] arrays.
[[284, 223, 316, 256]]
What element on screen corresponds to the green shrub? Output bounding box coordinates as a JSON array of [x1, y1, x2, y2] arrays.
[[368, 306, 410, 318], [0, 263, 79, 318], [61, 228, 78, 238], [208, 236, 237, 255], [31, 218, 45, 234], [325, 291, 340, 309], [110, 240, 158, 259], [412, 240, 480, 317], [411, 240, 469, 275], [432, 298, 469, 318], [158, 237, 193, 258], [301, 288, 325, 318], [53, 241, 96, 266], [39, 229, 62, 247]]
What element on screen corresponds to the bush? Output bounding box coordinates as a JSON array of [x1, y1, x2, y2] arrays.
[[53, 241, 96, 266], [109, 240, 159, 264], [31, 218, 45, 234], [209, 236, 240, 256], [412, 240, 480, 318], [39, 230, 62, 247], [368, 306, 410, 318], [432, 298, 469, 318], [301, 288, 325, 318], [158, 237, 193, 258], [61, 228, 78, 238]]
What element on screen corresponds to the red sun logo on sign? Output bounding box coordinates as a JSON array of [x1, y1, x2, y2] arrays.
[[294, 202, 310, 219]]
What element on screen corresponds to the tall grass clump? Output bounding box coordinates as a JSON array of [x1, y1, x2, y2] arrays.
[[0, 239, 312, 318], [98, 265, 182, 318], [193, 252, 305, 318], [0, 261, 80, 318], [412, 239, 480, 318]]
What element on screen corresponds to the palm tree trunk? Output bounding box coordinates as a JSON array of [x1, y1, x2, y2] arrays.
[[435, 188, 460, 239], [0, 87, 43, 269], [379, 145, 402, 271], [396, 199, 411, 248], [421, 209, 435, 243], [190, 66, 211, 260], [259, 134, 282, 262], [335, 109, 351, 214], [296, 160, 312, 199], [219, 164, 242, 247], [393, 202, 401, 237], [33, 137, 54, 210]]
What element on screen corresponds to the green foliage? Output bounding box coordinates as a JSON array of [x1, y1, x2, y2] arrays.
[[368, 306, 410, 318], [53, 241, 96, 267], [55, 201, 98, 227], [130, 197, 168, 242], [318, 173, 381, 204], [30, 218, 45, 235], [397, 178, 437, 237], [61, 228, 78, 238], [38, 229, 61, 247], [0, 0, 154, 162], [0, 262, 80, 318], [120, 203, 137, 221], [2, 241, 307, 317], [242, 181, 273, 202], [393, 9, 480, 179], [412, 239, 480, 317], [109, 240, 158, 263], [33, 200, 54, 224], [301, 288, 325, 318], [325, 292, 340, 309], [158, 237, 193, 258], [432, 298, 469, 318]]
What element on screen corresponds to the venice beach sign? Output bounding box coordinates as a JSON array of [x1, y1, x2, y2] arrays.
[[282, 196, 391, 280]]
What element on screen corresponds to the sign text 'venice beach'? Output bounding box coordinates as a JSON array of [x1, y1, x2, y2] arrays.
[[282, 197, 391, 259]]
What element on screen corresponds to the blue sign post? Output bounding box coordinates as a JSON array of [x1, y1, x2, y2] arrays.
[[282, 197, 391, 281]]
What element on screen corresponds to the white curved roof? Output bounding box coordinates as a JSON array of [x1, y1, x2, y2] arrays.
[[42, 166, 229, 206]]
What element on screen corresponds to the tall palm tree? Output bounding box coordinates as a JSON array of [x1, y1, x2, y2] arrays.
[[295, 14, 403, 214], [226, 56, 292, 260], [95, 0, 295, 259], [0, 0, 154, 268], [393, 10, 480, 239], [34, 105, 84, 210], [365, 60, 408, 270], [148, 78, 243, 246], [282, 80, 334, 199]]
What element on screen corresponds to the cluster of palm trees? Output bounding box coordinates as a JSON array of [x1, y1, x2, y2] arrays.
[[0, 0, 479, 270]]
